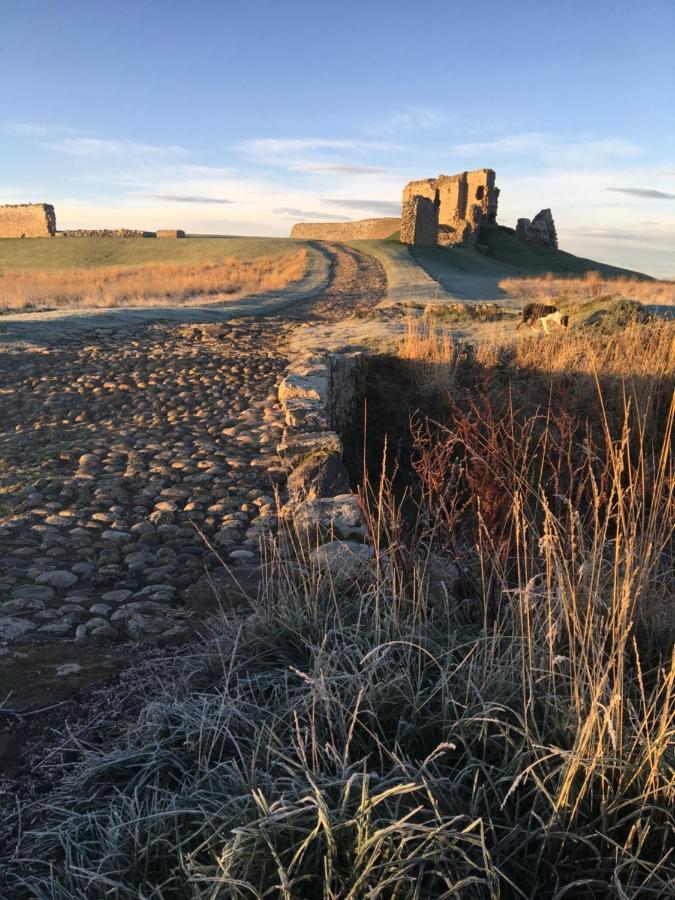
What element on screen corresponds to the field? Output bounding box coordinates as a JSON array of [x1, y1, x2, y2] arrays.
[[1, 235, 673, 897], [0, 237, 313, 313]]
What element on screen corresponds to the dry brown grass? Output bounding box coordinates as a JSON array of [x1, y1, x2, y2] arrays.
[[500, 269, 675, 307], [0, 249, 308, 313]]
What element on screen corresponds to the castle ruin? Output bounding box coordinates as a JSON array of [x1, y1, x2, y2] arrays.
[[515, 208, 558, 249], [401, 169, 499, 248], [0, 203, 56, 238]]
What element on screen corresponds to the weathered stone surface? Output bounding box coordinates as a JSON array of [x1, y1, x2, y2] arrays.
[[278, 373, 328, 406], [35, 570, 78, 590], [0, 617, 36, 641], [291, 217, 400, 241], [285, 494, 366, 546], [400, 196, 438, 246], [277, 430, 342, 467], [0, 203, 56, 238], [287, 452, 351, 502], [515, 208, 558, 249], [309, 540, 374, 583], [283, 399, 330, 431], [401, 169, 499, 248]]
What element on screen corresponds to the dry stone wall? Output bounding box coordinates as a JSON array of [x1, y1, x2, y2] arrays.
[[277, 351, 372, 578], [290, 217, 400, 241], [0, 203, 56, 238]]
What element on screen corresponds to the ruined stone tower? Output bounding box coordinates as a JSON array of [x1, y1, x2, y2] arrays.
[[401, 169, 499, 248], [0, 203, 56, 237]]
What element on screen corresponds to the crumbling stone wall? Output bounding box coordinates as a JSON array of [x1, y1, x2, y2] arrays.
[[401, 169, 499, 248], [0, 203, 56, 238], [61, 229, 155, 238], [515, 209, 558, 249], [290, 217, 400, 241], [400, 196, 438, 246]]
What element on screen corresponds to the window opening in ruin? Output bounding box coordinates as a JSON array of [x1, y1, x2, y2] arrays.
[[476, 186, 484, 200]]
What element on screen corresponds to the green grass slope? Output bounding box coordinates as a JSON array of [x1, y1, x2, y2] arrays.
[[0, 236, 307, 271], [412, 227, 651, 284]]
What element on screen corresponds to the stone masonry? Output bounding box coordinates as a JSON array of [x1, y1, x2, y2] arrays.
[[290, 217, 400, 241], [515, 209, 558, 249], [400, 196, 439, 246], [401, 169, 499, 248], [0, 203, 56, 238]]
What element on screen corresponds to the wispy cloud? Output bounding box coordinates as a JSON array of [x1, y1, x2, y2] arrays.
[[369, 107, 446, 134], [1, 121, 75, 137], [323, 198, 400, 215], [152, 193, 234, 204], [240, 136, 397, 175], [452, 133, 642, 165], [45, 137, 186, 157], [290, 162, 386, 174], [607, 187, 675, 199]]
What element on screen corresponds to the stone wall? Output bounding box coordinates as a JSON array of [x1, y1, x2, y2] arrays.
[[401, 169, 499, 248], [60, 229, 156, 238], [400, 196, 438, 246], [0, 203, 56, 238], [515, 209, 558, 249], [290, 217, 400, 241]]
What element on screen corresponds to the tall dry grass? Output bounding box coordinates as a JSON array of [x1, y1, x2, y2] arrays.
[[500, 270, 675, 307], [0, 249, 308, 312], [3, 318, 673, 897]]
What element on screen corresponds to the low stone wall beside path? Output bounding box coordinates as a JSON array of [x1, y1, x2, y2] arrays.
[[276, 350, 374, 581]]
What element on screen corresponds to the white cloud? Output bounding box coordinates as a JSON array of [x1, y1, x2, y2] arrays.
[[45, 137, 186, 157], [0, 121, 76, 137], [370, 107, 446, 134], [239, 136, 399, 175]]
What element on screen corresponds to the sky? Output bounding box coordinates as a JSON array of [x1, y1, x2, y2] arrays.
[[1, 0, 674, 276]]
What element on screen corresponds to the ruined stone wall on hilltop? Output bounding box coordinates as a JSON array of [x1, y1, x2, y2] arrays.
[[515, 209, 558, 249], [401, 169, 499, 248], [400, 196, 438, 246], [290, 217, 400, 241], [0, 203, 56, 237]]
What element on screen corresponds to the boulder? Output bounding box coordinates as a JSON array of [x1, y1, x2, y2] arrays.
[[287, 452, 351, 502], [309, 540, 374, 584], [278, 372, 328, 406], [285, 494, 366, 547], [277, 430, 342, 467]]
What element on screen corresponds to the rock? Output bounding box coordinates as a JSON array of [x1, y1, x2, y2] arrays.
[[0, 596, 45, 615], [0, 617, 36, 641], [10, 584, 55, 603], [309, 540, 374, 583], [277, 430, 342, 467], [35, 570, 78, 590], [285, 494, 366, 547], [287, 452, 351, 502], [56, 662, 82, 677], [283, 399, 330, 431], [425, 555, 462, 608], [278, 372, 328, 406]]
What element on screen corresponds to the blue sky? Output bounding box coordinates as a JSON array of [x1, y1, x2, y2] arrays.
[[1, 0, 674, 275]]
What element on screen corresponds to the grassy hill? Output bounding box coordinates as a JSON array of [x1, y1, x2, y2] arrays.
[[412, 226, 650, 284], [0, 235, 304, 271]]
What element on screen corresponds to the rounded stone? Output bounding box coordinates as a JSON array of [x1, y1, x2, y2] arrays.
[[35, 570, 79, 590]]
